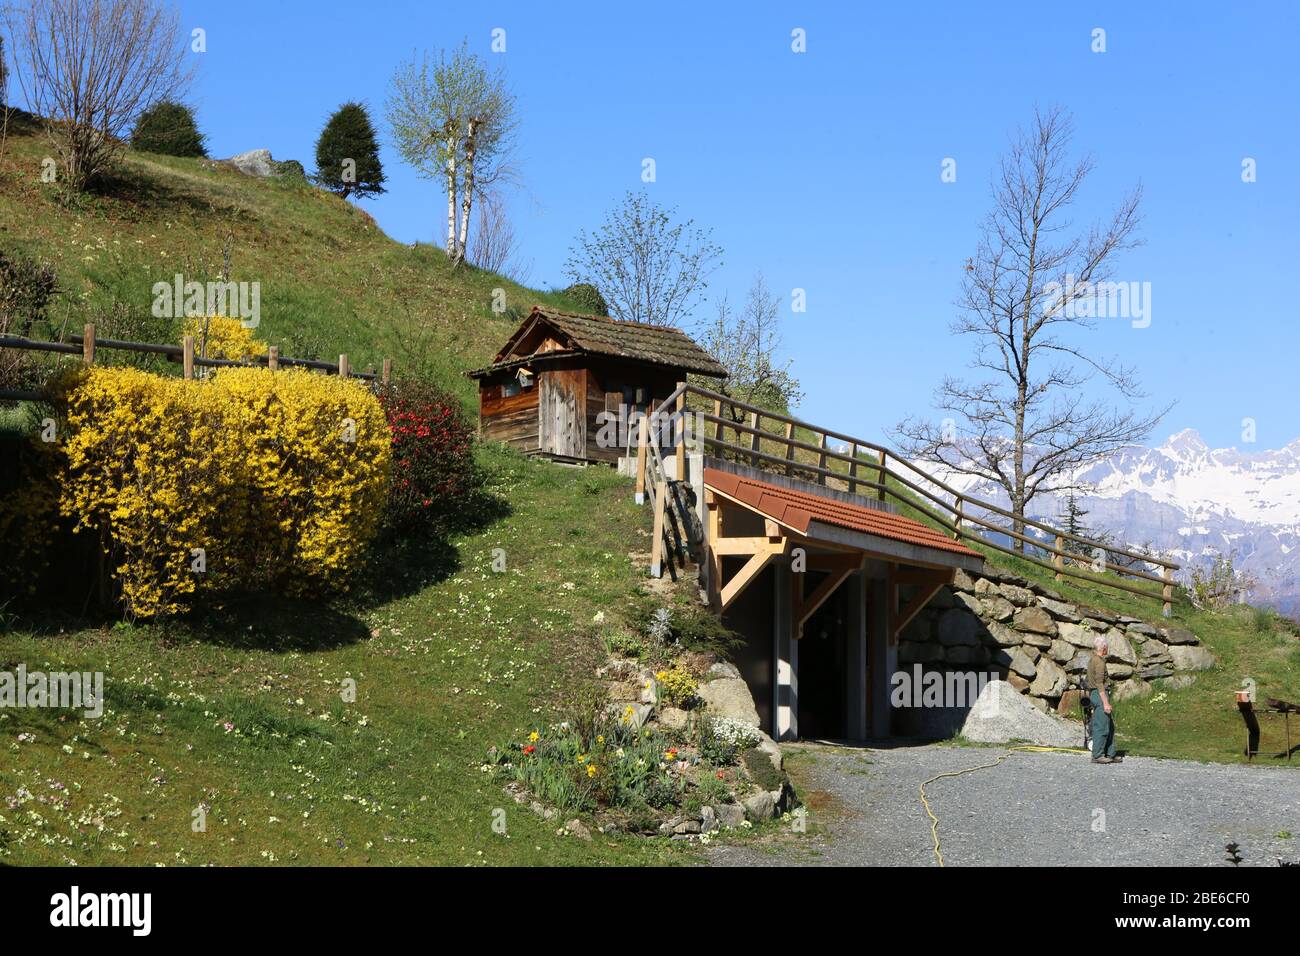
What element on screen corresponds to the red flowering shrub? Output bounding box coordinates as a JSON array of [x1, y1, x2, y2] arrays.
[[376, 380, 481, 535]]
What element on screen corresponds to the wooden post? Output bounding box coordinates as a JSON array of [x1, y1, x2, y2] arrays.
[[267, 345, 279, 371], [848, 443, 859, 495], [784, 421, 796, 476], [382, 358, 392, 386], [82, 323, 96, 366], [1053, 535, 1065, 582], [816, 433, 828, 485], [634, 414, 649, 504], [650, 479, 667, 577], [1162, 566, 1174, 618], [338, 354, 349, 378], [953, 495, 963, 540], [712, 399, 723, 444], [877, 450, 888, 501], [748, 411, 760, 466], [182, 335, 195, 380], [675, 384, 686, 480]]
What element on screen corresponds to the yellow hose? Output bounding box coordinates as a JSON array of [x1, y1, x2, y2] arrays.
[[920, 745, 1088, 867]]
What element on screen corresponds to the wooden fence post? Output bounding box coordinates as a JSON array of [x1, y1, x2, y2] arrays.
[[1053, 535, 1064, 582], [634, 413, 649, 504], [748, 411, 760, 466], [953, 495, 963, 540], [783, 421, 796, 476], [877, 450, 888, 501], [338, 354, 349, 378], [848, 443, 859, 495], [382, 358, 392, 386], [182, 335, 195, 380], [267, 345, 279, 371], [82, 323, 96, 366], [816, 433, 828, 485], [675, 384, 686, 480], [1162, 566, 1174, 618]]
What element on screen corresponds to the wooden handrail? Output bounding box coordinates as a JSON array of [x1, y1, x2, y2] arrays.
[[683, 382, 1178, 573]]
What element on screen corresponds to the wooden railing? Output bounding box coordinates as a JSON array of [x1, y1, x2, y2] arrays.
[[0, 324, 391, 401], [639, 381, 1181, 615]]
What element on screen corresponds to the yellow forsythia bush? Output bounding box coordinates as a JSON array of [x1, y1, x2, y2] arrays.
[[53, 365, 390, 617], [182, 315, 268, 362]]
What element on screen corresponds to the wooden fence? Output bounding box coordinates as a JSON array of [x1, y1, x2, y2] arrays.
[[640, 381, 1181, 616], [0, 323, 392, 401]]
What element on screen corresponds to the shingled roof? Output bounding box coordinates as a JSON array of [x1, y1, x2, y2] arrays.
[[470, 307, 728, 378]]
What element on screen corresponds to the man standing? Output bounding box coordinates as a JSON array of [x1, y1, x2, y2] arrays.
[[1088, 634, 1121, 764]]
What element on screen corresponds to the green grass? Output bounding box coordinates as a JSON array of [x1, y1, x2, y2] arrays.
[[0, 444, 692, 864], [0, 113, 585, 409]]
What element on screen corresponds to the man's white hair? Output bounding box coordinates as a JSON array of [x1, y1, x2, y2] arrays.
[[1093, 634, 1108, 653]]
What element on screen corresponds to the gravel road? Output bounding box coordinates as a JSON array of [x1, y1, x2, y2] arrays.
[[708, 742, 1300, 867]]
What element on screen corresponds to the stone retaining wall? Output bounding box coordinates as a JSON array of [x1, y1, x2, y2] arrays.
[[899, 567, 1214, 718]]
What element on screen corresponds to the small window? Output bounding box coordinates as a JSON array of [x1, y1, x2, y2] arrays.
[[502, 380, 521, 398]]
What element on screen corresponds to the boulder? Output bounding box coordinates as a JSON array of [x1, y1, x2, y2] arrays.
[[1048, 639, 1077, 664], [959, 680, 1082, 748], [1017, 630, 1054, 650], [1104, 629, 1138, 665], [1081, 606, 1118, 625], [1066, 652, 1091, 674], [742, 789, 775, 822], [1140, 639, 1172, 661], [1126, 621, 1160, 638], [937, 608, 981, 646], [657, 707, 689, 731], [1169, 645, 1216, 672], [1013, 606, 1057, 636], [1007, 647, 1038, 679], [974, 577, 1000, 597], [1058, 622, 1097, 649], [1161, 627, 1199, 646], [999, 584, 1036, 607], [1056, 689, 1083, 716], [698, 677, 761, 727], [754, 732, 784, 773], [227, 148, 276, 177], [1105, 662, 1134, 680], [1113, 678, 1152, 701], [707, 661, 741, 679], [700, 805, 719, 833], [985, 621, 1023, 647], [1154, 674, 1197, 691], [1040, 598, 1081, 621], [952, 569, 977, 591], [1139, 664, 1174, 680], [1006, 672, 1030, 692], [980, 596, 1016, 623], [715, 802, 746, 829], [564, 818, 593, 841], [945, 645, 980, 665], [1029, 657, 1068, 697]]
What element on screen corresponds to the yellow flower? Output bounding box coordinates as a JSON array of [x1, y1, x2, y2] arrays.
[[596, 735, 605, 744], [528, 731, 539, 743], [577, 753, 588, 764], [586, 764, 598, 778]]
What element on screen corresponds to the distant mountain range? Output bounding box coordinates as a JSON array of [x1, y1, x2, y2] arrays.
[[914, 429, 1300, 618]]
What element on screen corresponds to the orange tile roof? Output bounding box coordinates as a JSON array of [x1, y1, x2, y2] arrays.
[[704, 468, 981, 560]]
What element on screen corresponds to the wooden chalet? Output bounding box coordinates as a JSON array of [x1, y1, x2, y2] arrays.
[[468, 307, 727, 463]]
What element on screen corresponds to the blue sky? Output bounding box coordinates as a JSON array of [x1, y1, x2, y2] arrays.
[[171, 0, 1296, 450]]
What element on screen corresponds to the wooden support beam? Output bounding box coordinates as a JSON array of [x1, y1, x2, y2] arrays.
[[338, 354, 350, 378], [848, 443, 858, 494], [784, 421, 796, 476], [706, 492, 722, 611], [712, 536, 785, 556], [794, 561, 862, 638], [182, 335, 195, 380], [877, 450, 888, 501], [719, 540, 785, 611], [816, 432, 828, 484], [634, 414, 649, 504], [806, 553, 866, 572], [382, 358, 392, 385], [749, 411, 761, 466], [267, 345, 279, 371], [887, 566, 952, 642], [82, 323, 95, 366]]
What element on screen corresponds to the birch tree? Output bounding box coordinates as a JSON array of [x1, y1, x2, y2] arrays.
[[386, 42, 516, 265], [695, 273, 801, 414], [4, 0, 193, 189], [564, 191, 723, 327], [894, 107, 1169, 549]]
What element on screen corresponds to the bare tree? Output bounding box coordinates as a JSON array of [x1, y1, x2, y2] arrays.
[[695, 273, 801, 414], [469, 189, 531, 283], [894, 107, 1169, 549], [565, 190, 723, 327], [4, 0, 194, 189], [386, 41, 516, 265]]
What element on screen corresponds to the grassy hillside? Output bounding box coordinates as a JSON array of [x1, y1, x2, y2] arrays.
[[0, 120, 693, 864], [0, 111, 579, 404]]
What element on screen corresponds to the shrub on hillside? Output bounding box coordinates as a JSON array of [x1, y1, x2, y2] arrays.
[[0, 249, 58, 389], [22, 366, 391, 617], [375, 379, 481, 536], [130, 102, 208, 158], [183, 315, 267, 362], [314, 102, 386, 200], [563, 282, 609, 317]]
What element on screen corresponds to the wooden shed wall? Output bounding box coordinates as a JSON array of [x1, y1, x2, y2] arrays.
[[479, 381, 540, 454]]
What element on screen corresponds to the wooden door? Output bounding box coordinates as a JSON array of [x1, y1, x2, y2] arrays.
[[538, 371, 584, 457]]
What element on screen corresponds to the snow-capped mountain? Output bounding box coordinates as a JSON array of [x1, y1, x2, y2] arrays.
[[913, 429, 1300, 617]]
